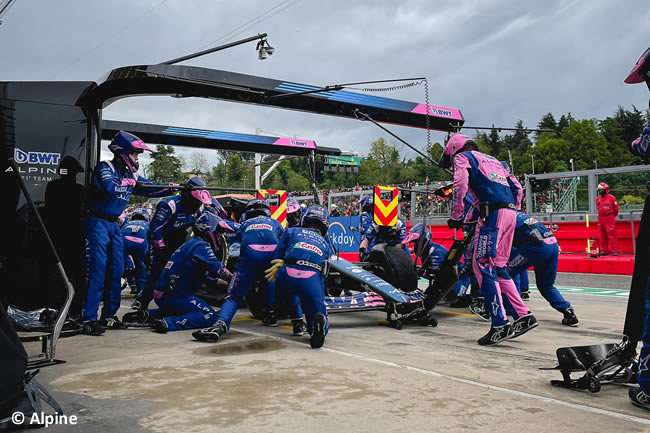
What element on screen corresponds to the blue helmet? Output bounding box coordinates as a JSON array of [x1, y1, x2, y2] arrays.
[[108, 131, 153, 173], [403, 223, 431, 260], [193, 212, 233, 253], [182, 177, 212, 206], [301, 205, 329, 236], [360, 195, 373, 213], [130, 208, 150, 221], [245, 198, 271, 219], [208, 197, 228, 219]]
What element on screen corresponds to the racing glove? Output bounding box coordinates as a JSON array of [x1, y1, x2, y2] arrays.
[[264, 259, 284, 282], [447, 218, 463, 229], [121, 178, 137, 187]]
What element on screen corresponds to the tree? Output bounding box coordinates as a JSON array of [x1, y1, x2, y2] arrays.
[[188, 152, 209, 174], [225, 153, 244, 183], [147, 145, 183, 183], [367, 138, 400, 184], [536, 112, 557, 139]]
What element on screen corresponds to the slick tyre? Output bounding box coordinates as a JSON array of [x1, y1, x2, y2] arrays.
[[368, 245, 418, 292]]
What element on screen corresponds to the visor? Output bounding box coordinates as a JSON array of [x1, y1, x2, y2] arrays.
[[624, 47, 650, 84], [218, 220, 235, 233], [131, 139, 154, 152], [191, 189, 213, 205], [402, 231, 421, 244]]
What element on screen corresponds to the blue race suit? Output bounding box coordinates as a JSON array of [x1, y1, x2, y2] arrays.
[[82, 160, 170, 322], [214, 216, 284, 328], [121, 220, 149, 294], [138, 195, 204, 309], [451, 150, 527, 327], [358, 211, 373, 244], [506, 213, 572, 313], [149, 237, 230, 331], [363, 216, 408, 248], [512, 269, 530, 294], [275, 227, 333, 335], [421, 241, 469, 296], [266, 216, 304, 320]]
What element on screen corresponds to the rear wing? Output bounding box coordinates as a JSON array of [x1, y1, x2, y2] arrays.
[[101, 120, 338, 156], [86, 65, 463, 132]]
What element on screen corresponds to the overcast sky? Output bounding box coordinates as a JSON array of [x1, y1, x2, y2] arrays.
[[2, 0, 649, 169]]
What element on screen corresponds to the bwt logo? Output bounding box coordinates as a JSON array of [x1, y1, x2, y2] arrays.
[[432, 108, 453, 117], [14, 148, 61, 165], [290, 139, 310, 147]]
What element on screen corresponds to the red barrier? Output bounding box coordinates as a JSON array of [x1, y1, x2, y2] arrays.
[[393, 219, 638, 275]]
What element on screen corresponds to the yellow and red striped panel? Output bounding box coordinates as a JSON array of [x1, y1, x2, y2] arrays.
[[257, 189, 288, 228], [373, 186, 398, 227]]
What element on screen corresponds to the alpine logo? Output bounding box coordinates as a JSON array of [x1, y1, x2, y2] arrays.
[[524, 217, 539, 225], [14, 148, 61, 165], [294, 242, 323, 255], [246, 223, 272, 231]]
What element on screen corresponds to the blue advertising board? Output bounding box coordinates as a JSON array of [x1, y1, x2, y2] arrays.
[[327, 216, 362, 252]]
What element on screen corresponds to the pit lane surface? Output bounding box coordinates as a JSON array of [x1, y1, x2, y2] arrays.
[[29, 272, 648, 433]]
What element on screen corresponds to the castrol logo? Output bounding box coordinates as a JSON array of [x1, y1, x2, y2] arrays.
[[294, 242, 323, 256], [488, 172, 509, 185], [246, 223, 272, 231]]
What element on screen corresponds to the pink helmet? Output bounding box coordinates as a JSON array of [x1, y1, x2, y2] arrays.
[[624, 46, 650, 85], [439, 133, 475, 169]]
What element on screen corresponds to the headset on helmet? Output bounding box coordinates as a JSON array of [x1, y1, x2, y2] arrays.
[[301, 205, 329, 236], [108, 131, 153, 173], [360, 195, 373, 213], [130, 208, 150, 222], [244, 198, 271, 219], [286, 198, 302, 227], [402, 223, 432, 262], [439, 133, 477, 170], [182, 177, 212, 206]]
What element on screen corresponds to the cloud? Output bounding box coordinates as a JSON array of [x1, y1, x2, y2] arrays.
[[3, 0, 649, 167]]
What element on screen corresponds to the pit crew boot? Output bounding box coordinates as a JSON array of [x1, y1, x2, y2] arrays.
[[192, 321, 228, 342], [122, 310, 151, 325], [510, 314, 538, 339], [292, 319, 307, 336], [629, 387, 650, 410], [310, 313, 326, 349], [469, 297, 490, 321], [151, 319, 169, 334], [81, 320, 105, 336], [478, 324, 513, 346], [99, 316, 127, 329], [561, 309, 579, 327], [262, 310, 278, 327]]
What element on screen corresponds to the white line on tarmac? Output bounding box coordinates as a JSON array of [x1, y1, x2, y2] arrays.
[[235, 327, 650, 426]]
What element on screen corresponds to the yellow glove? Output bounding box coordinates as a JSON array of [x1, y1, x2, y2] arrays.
[[264, 259, 284, 282]]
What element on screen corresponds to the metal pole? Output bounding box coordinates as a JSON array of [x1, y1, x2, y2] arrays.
[[160, 33, 267, 65]]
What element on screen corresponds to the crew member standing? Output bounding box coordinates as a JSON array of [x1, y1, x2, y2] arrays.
[[596, 182, 620, 256]]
